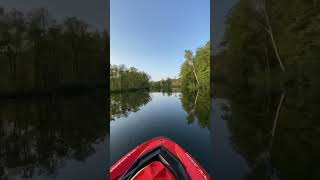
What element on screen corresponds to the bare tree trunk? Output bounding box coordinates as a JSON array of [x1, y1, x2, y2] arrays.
[[271, 92, 285, 137], [194, 90, 199, 107], [262, 0, 286, 72], [190, 59, 199, 85], [264, 91, 285, 161], [190, 91, 199, 115]]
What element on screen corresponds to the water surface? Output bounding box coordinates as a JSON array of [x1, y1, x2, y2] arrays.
[[1, 90, 108, 180], [110, 91, 211, 173], [211, 82, 320, 179]]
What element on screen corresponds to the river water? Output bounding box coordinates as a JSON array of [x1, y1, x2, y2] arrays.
[[1, 90, 108, 180], [211, 82, 320, 180], [3, 86, 319, 180], [110, 91, 211, 174]]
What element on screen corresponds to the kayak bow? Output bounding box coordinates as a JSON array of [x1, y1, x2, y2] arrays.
[[110, 137, 210, 180]]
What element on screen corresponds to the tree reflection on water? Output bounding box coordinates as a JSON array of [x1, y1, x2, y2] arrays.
[[0, 91, 107, 179], [213, 0, 320, 179]]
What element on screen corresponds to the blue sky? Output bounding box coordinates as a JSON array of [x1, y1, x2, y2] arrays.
[[111, 0, 210, 81]]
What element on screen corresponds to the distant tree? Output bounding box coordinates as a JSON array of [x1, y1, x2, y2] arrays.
[[0, 7, 107, 93], [179, 41, 210, 92], [110, 64, 151, 92]]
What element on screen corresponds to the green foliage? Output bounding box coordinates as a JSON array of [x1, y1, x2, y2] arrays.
[[179, 41, 210, 92], [0, 7, 108, 94], [213, 0, 320, 179], [110, 92, 151, 120], [214, 0, 320, 88], [150, 78, 180, 92], [180, 90, 210, 128], [194, 42, 210, 89], [180, 58, 196, 91], [150, 81, 161, 91], [179, 42, 211, 128], [110, 64, 151, 92]]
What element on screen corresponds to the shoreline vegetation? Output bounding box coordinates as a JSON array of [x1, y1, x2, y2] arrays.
[[0, 7, 108, 99], [110, 41, 210, 128], [111, 41, 210, 93], [211, 1, 320, 179], [110, 64, 151, 93], [212, 0, 320, 95]]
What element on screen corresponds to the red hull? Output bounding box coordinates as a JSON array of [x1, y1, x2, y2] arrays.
[[110, 137, 210, 180]]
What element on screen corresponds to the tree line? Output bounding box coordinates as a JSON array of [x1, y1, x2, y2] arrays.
[[110, 64, 151, 92], [110, 41, 210, 93], [213, 0, 320, 89], [150, 78, 180, 92], [0, 7, 108, 96], [179, 41, 210, 92], [212, 0, 320, 179]]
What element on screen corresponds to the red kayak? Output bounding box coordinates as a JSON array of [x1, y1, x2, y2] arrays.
[[110, 137, 210, 180]]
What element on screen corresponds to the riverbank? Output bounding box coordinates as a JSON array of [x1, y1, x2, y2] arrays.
[[110, 87, 150, 94]]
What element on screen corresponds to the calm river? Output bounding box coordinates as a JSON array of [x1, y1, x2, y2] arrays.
[[110, 91, 211, 174], [211, 81, 320, 180], [2, 90, 108, 180]]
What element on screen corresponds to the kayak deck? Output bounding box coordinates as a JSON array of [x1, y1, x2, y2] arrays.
[[110, 137, 210, 180]]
